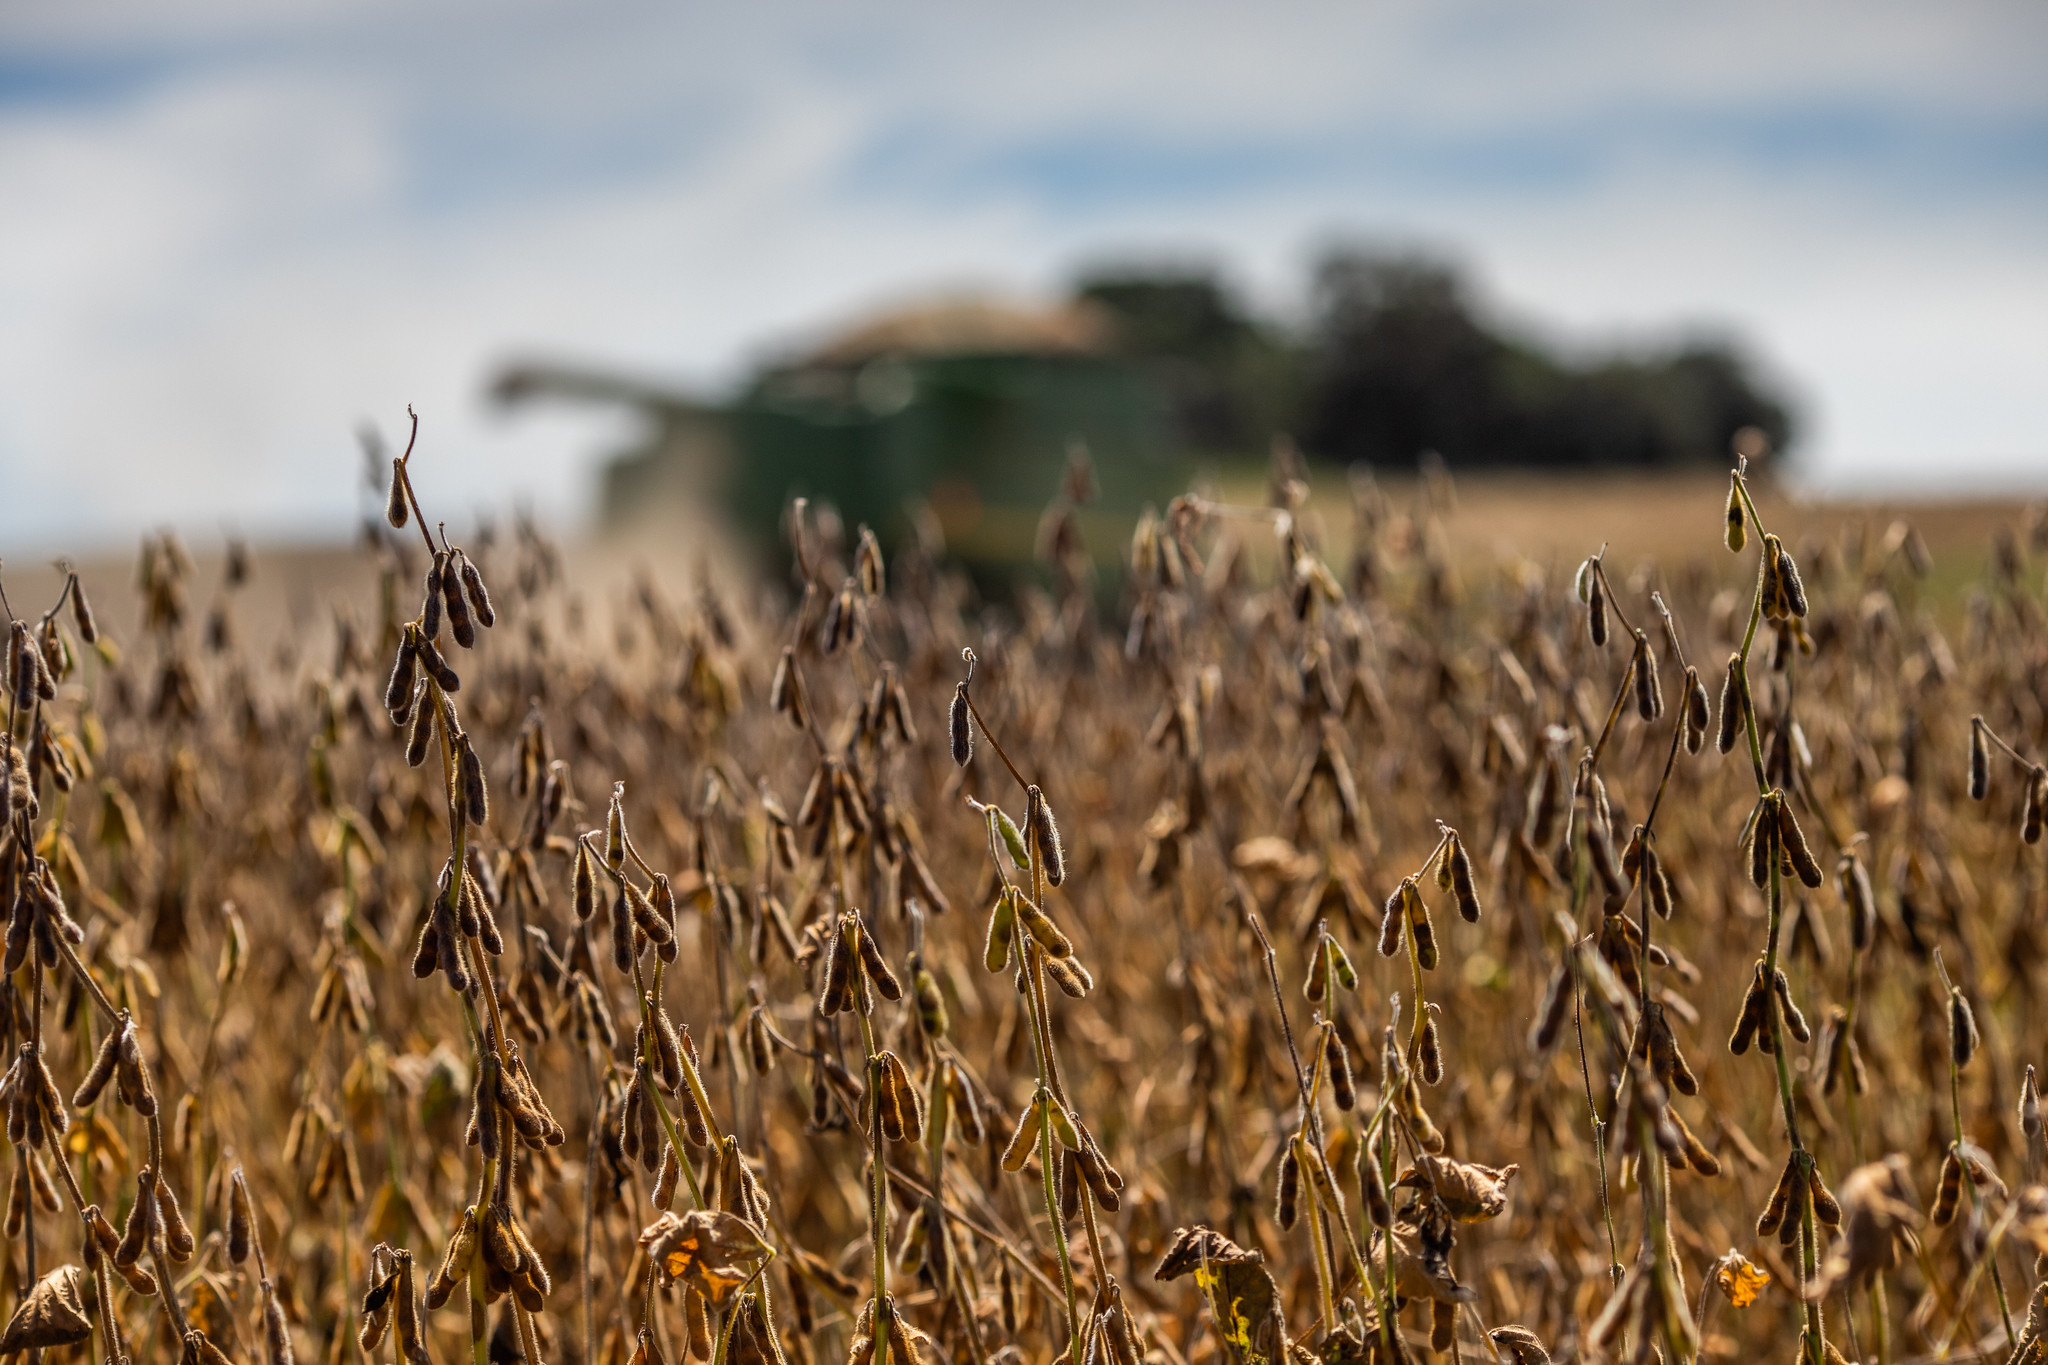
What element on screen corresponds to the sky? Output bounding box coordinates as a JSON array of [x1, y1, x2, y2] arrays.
[[1, 1, 2045, 552]]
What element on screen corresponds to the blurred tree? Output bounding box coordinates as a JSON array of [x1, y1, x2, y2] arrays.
[[1076, 270, 1301, 457], [1299, 248, 1794, 469]]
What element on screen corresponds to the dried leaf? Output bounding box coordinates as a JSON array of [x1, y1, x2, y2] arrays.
[[1711, 1250, 1771, 1308], [1398, 1153, 1519, 1222], [0, 1264, 93, 1352], [638, 1209, 773, 1309]]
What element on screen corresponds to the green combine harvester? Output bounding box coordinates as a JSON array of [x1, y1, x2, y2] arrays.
[[493, 296, 1193, 579]]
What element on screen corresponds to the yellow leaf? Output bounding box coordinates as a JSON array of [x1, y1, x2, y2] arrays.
[[1712, 1251, 1771, 1308], [639, 1210, 773, 1310]]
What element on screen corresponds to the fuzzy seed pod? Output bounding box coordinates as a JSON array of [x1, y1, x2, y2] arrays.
[[1430, 1299, 1457, 1355], [1683, 667, 1710, 753], [686, 1293, 712, 1361], [386, 457, 410, 528], [637, 1070, 665, 1171], [85, 1203, 122, 1262], [228, 1169, 255, 1265], [1717, 656, 1744, 755], [1017, 898, 1072, 959], [1644, 847, 1675, 921], [1378, 884, 1405, 958], [391, 1255, 427, 1365], [1037, 1097, 1078, 1154], [159, 1172, 197, 1259], [949, 685, 973, 767], [458, 553, 496, 628], [1527, 751, 1563, 847], [1749, 805, 1776, 890], [819, 914, 854, 1016], [1729, 963, 1770, 1055], [674, 1061, 712, 1150], [384, 630, 420, 719], [4, 893, 30, 977], [427, 1208, 477, 1310], [623, 880, 672, 947], [1305, 944, 1329, 1001], [1274, 1143, 1301, 1230], [1950, 990, 1980, 1069], [609, 885, 635, 974], [603, 789, 628, 872], [458, 736, 489, 826], [263, 1289, 295, 1365], [3, 1163, 24, 1237], [1447, 832, 1482, 922], [1725, 475, 1745, 551], [1587, 816, 1626, 900], [114, 1031, 158, 1118], [1969, 718, 1989, 800], [1839, 854, 1875, 952], [1930, 1146, 1964, 1226], [571, 842, 596, 923], [74, 1016, 128, 1108], [1075, 1137, 1124, 1213], [404, 691, 435, 768], [645, 1008, 684, 1095], [991, 806, 1031, 875], [420, 554, 447, 640], [1531, 961, 1573, 1053], [1670, 1108, 1720, 1176], [1632, 632, 1663, 721], [877, 1051, 924, 1144], [442, 553, 475, 648], [1645, 1006, 1698, 1096], [1399, 1078, 1445, 1152], [2024, 767, 2047, 845], [116, 1167, 158, 1266], [1001, 1100, 1044, 1173], [1587, 572, 1608, 647], [1324, 937, 1358, 993], [984, 889, 1016, 974], [69, 578, 99, 644], [1755, 1154, 1799, 1237], [853, 920, 903, 1001], [1778, 547, 1808, 617], [931, 1071, 978, 1152], [879, 1295, 917, 1365], [746, 1008, 775, 1076], [361, 1268, 396, 1353], [767, 646, 797, 724], [25, 1050, 65, 1141], [1043, 954, 1093, 997], [8, 625, 36, 710], [1026, 785, 1066, 888], [1776, 802, 1824, 889], [1772, 970, 1811, 1043], [417, 634, 459, 692], [1808, 1167, 1841, 1228], [1759, 535, 1786, 619], [910, 955, 948, 1038], [482, 1205, 524, 1275], [410, 904, 439, 981], [1414, 1013, 1444, 1085], [1405, 881, 1438, 971], [1361, 1148, 1393, 1229]]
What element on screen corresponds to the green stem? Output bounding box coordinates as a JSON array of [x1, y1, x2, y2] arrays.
[[854, 1005, 890, 1365]]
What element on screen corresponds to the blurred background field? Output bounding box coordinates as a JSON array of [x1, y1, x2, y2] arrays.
[[15, 473, 2037, 675]]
